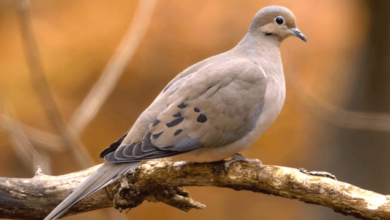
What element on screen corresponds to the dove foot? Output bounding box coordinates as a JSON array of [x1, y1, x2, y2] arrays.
[[224, 153, 262, 171], [299, 168, 337, 180]]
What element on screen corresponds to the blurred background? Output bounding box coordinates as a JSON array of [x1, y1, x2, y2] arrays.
[[0, 0, 388, 219]]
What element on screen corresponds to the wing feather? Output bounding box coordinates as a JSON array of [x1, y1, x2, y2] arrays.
[[104, 58, 267, 163]]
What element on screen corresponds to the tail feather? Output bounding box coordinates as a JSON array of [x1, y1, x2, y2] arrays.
[[45, 162, 140, 220]]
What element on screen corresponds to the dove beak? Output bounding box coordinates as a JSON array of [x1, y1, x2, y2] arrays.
[[291, 28, 307, 42]]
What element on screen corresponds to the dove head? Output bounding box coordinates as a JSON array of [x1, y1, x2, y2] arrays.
[[249, 6, 307, 43]]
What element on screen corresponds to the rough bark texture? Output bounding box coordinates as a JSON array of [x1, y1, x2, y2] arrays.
[[0, 159, 389, 220]]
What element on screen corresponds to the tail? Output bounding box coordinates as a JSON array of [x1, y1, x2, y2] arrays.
[[44, 162, 140, 220]]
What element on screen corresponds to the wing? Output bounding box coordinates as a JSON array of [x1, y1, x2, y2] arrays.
[[99, 131, 128, 158], [103, 58, 267, 163]]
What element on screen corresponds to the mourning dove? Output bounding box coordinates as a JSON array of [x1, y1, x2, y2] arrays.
[[45, 5, 306, 219]]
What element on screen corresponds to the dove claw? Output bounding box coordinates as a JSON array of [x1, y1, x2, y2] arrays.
[[224, 153, 262, 171]]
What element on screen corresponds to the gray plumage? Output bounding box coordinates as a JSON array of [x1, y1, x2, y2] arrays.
[[45, 6, 306, 219]]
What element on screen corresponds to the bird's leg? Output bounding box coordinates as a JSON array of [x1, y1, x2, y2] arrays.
[[299, 168, 337, 180], [224, 153, 262, 171]]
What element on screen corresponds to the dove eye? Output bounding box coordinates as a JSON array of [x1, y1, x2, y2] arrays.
[[274, 16, 285, 25]]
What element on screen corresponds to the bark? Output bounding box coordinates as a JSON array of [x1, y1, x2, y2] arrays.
[[0, 159, 389, 220]]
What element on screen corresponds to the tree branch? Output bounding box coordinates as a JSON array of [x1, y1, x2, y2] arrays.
[[0, 160, 389, 220]]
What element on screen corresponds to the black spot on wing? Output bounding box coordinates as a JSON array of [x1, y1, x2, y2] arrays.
[[99, 132, 128, 158], [152, 119, 160, 126], [178, 102, 187, 109], [174, 129, 183, 136], [166, 117, 184, 127], [173, 112, 182, 117], [197, 114, 207, 123], [152, 131, 164, 139], [194, 107, 200, 112]]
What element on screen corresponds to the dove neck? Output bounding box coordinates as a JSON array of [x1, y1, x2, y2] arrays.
[[237, 32, 281, 60]]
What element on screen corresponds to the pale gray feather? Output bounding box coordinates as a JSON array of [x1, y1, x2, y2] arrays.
[[44, 162, 139, 220]]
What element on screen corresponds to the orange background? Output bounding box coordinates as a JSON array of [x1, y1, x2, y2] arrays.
[[0, 0, 380, 220]]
